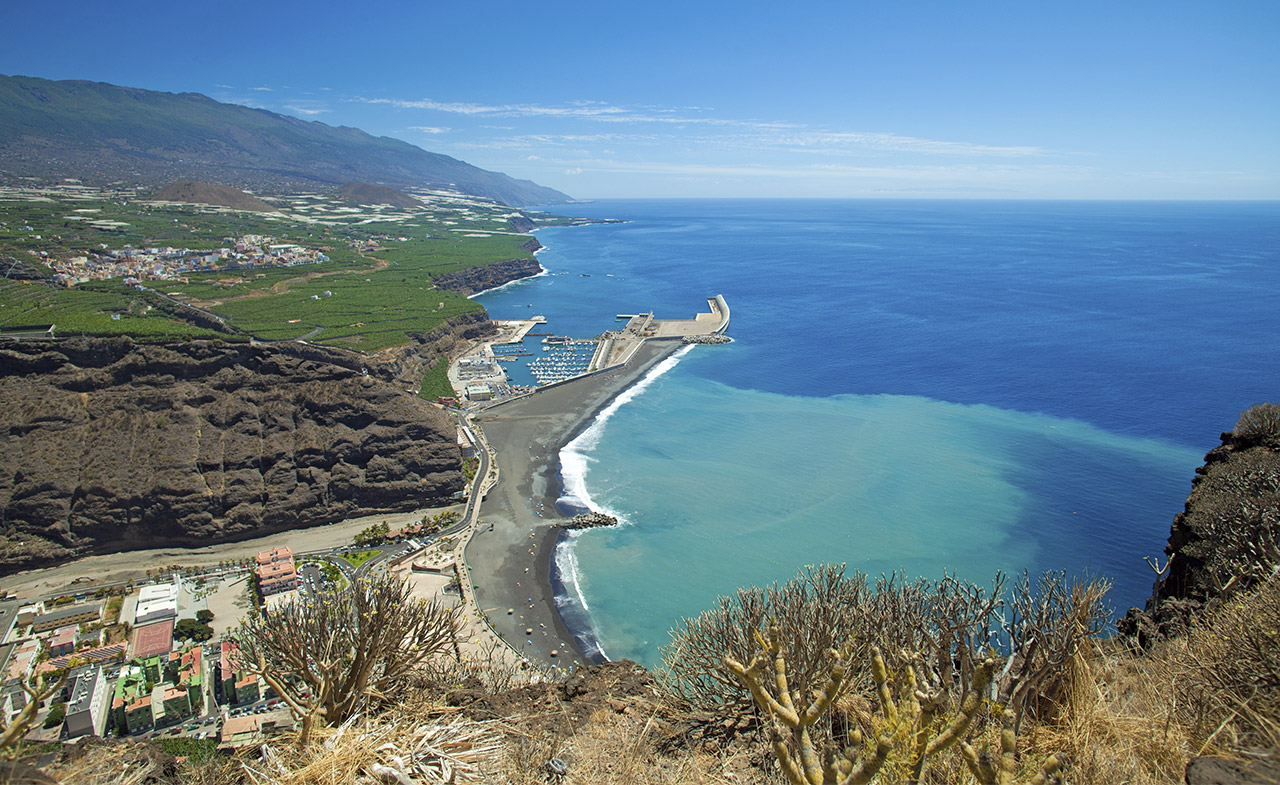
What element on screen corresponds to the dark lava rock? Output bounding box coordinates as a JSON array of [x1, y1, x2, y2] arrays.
[[1119, 414, 1280, 646], [432, 257, 542, 296], [0, 337, 464, 573]]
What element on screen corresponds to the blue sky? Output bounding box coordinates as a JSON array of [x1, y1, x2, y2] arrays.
[[4, 1, 1277, 199]]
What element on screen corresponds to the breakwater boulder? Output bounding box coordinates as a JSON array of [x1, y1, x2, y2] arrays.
[[562, 512, 618, 530], [681, 333, 732, 345]]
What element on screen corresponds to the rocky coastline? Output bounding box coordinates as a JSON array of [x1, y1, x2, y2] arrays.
[[432, 254, 543, 298], [1119, 405, 1280, 645]]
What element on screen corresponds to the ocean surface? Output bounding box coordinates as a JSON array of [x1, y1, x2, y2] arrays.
[[474, 199, 1280, 666]]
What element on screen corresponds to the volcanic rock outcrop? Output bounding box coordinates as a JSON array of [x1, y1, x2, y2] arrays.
[[0, 337, 465, 573], [1120, 403, 1280, 644], [432, 256, 543, 297]]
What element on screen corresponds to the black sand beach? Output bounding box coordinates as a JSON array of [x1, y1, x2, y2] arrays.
[[464, 341, 682, 670]]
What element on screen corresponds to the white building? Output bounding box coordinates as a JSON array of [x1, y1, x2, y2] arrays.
[[134, 580, 180, 627], [64, 666, 110, 738]]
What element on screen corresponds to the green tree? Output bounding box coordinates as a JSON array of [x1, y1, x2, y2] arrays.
[[196, 609, 215, 624], [42, 703, 65, 730], [174, 618, 214, 642], [353, 520, 390, 547]]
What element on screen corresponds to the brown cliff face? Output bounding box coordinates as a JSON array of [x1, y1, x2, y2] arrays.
[[432, 257, 543, 297], [0, 337, 465, 574], [1120, 404, 1280, 644]]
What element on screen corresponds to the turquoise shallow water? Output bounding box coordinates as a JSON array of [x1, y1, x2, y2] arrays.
[[476, 199, 1280, 665]]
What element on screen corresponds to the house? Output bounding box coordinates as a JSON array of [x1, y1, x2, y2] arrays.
[[220, 714, 263, 747], [160, 684, 190, 723], [47, 625, 79, 658], [113, 669, 155, 734], [5, 640, 39, 685], [64, 666, 110, 738], [255, 547, 298, 597], [134, 581, 180, 627], [32, 603, 101, 634], [234, 674, 260, 706], [15, 603, 40, 628], [0, 686, 28, 726]]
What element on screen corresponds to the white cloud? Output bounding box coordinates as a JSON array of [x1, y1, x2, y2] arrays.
[[409, 126, 450, 134], [252, 86, 273, 92], [284, 104, 329, 116], [777, 131, 1046, 158]]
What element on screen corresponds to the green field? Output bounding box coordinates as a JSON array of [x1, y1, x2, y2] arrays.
[[419, 359, 454, 400], [339, 550, 379, 570], [0, 187, 564, 351]]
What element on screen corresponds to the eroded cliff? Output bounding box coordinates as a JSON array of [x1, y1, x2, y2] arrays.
[[0, 337, 466, 573], [1120, 403, 1280, 643]]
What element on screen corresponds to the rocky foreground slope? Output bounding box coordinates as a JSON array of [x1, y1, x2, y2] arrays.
[[0, 337, 466, 573]]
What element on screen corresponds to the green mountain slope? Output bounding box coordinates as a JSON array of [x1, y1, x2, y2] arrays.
[[0, 74, 570, 207]]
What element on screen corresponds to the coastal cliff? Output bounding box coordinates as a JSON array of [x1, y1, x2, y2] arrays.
[[431, 244, 543, 297], [365, 310, 496, 391], [1120, 403, 1280, 643], [0, 337, 466, 574]]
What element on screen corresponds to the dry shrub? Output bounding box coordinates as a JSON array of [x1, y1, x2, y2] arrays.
[[1171, 570, 1280, 754], [493, 705, 768, 785], [663, 564, 1111, 784], [1234, 402, 1280, 449], [238, 710, 502, 785], [1020, 642, 1193, 785], [1025, 573, 1280, 784], [659, 564, 871, 721], [419, 637, 556, 695]]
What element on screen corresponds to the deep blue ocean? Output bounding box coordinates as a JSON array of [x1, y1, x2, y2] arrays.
[[475, 199, 1280, 666]]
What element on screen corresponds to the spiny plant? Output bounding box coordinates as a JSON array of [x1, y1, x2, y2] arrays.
[[725, 623, 1063, 785]]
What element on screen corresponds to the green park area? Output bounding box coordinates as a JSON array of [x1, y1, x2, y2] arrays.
[[338, 550, 379, 570]]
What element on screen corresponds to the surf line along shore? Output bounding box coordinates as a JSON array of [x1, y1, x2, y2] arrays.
[[462, 296, 731, 670]]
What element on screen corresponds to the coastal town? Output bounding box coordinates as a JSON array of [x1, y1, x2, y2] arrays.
[[42, 234, 330, 287], [0, 523, 464, 750]]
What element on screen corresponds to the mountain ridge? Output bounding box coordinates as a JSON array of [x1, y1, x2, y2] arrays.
[[0, 74, 570, 207]]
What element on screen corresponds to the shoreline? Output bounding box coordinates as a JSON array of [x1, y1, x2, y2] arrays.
[[464, 340, 684, 669]]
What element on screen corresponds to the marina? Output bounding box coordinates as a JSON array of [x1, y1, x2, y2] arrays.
[[446, 295, 730, 405]]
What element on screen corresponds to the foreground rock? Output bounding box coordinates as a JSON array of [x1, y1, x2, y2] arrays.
[[0, 337, 465, 573]]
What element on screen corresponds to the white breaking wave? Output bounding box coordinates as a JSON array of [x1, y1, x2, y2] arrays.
[[558, 343, 695, 514], [553, 343, 696, 661]]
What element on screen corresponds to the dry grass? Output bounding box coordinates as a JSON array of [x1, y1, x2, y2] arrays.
[[238, 709, 502, 785], [493, 705, 771, 785], [1019, 574, 1280, 784]]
